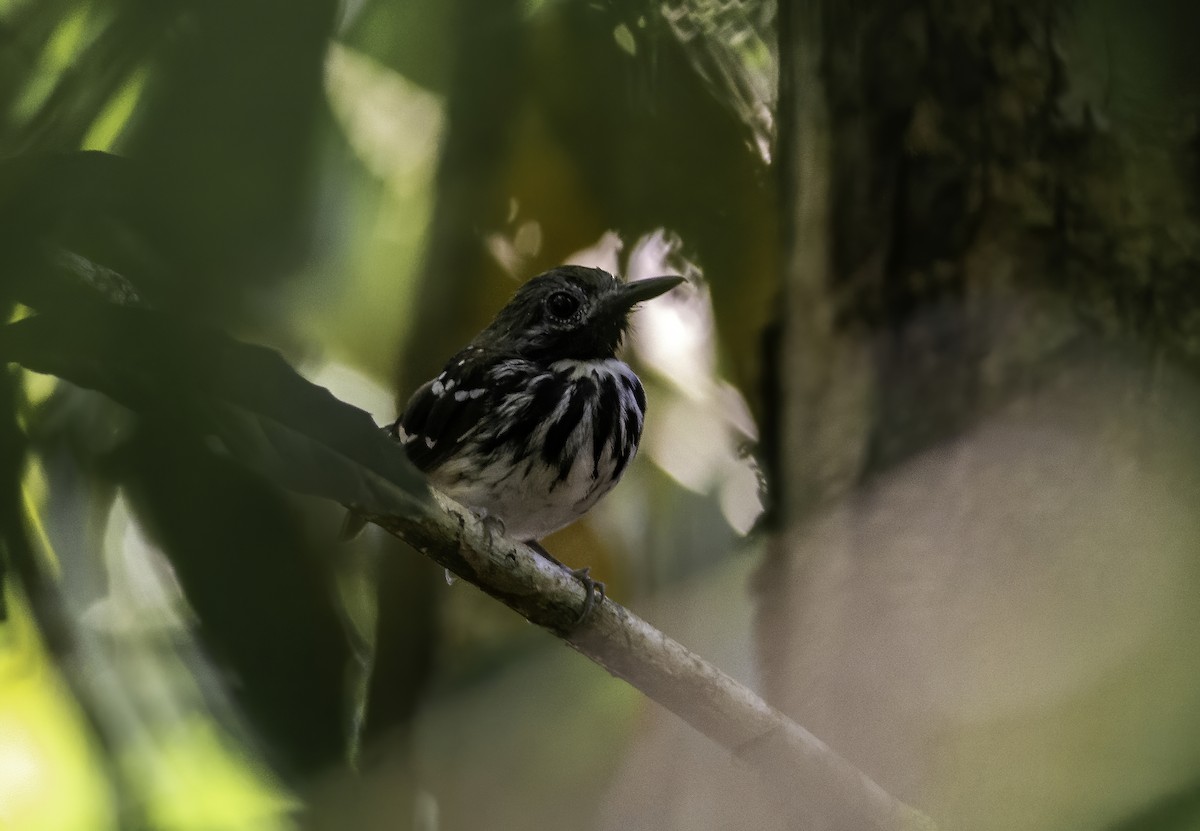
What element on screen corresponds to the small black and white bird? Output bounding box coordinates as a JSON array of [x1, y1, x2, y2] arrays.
[[390, 265, 683, 617]]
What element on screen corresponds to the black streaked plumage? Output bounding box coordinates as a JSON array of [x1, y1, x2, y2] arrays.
[[591, 374, 620, 478], [386, 265, 683, 619]]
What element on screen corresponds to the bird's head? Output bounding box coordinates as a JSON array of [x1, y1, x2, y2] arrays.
[[475, 265, 684, 362]]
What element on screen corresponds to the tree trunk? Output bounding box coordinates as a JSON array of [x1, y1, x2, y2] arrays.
[[761, 0, 1200, 828]]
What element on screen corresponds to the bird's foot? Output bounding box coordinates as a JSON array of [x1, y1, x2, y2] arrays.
[[569, 566, 606, 625], [470, 506, 505, 534], [469, 506, 507, 552], [523, 541, 605, 626]]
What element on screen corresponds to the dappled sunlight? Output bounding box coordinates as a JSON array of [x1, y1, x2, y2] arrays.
[[324, 43, 444, 194], [572, 228, 763, 534], [486, 215, 545, 278], [0, 590, 116, 831], [10, 5, 90, 128], [125, 719, 298, 831], [85, 500, 299, 828], [84, 495, 190, 636], [303, 360, 397, 427], [7, 0, 1193, 828], [305, 41, 447, 377], [81, 66, 146, 153], [0, 484, 299, 831]]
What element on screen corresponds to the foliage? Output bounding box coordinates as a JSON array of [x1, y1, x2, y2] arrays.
[[0, 0, 426, 819], [0, 1, 774, 828]]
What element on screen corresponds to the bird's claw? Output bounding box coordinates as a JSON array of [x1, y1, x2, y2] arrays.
[[469, 507, 508, 553], [471, 506, 506, 536], [570, 566, 606, 625]]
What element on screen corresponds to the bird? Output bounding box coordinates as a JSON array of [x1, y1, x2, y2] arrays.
[[385, 265, 683, 621]]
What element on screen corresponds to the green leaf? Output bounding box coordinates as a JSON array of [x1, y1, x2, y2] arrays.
[[0, 151, 173, 311], [0, 306, 428, 515], [116, 423, 355, 776]]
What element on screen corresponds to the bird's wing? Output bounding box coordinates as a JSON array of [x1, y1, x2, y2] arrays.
[[392, 349, 532, 471]]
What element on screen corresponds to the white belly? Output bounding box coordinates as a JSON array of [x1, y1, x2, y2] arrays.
[[430, 358, 644, 541]]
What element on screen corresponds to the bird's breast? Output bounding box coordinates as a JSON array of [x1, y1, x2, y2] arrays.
[[432, 357, 647, 540]]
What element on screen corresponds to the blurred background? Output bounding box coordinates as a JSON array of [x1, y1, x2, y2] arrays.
[[2, 0, 1200, 829]]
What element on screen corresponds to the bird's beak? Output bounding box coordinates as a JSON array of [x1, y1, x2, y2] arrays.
[[611, 275, 686, 311]]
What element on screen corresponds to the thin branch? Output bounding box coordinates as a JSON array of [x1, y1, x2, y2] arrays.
[[359, 493, 938, 831]]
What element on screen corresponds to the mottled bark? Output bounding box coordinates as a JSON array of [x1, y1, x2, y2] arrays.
[[761, 1, 1200, 827]]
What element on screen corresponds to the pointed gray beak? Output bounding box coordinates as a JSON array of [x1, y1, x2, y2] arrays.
[[611, 275, 685, 311]]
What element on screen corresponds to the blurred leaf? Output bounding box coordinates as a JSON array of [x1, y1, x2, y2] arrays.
[[2, 302, 431, 776], [1106, 781, 1200, 831], [339, 0, 452, 94], [394, 0, 526, 390], [0, 306, 428, 515], [1, 0, 340, 324], [0, 151, 175, 311], [5, 0, 171, 155], [0, 367, 25, 623], [115, 422, 353, 777], [0, 589, 119, 830], [122, 0, 338, 310], [0, 0, 76, 125]]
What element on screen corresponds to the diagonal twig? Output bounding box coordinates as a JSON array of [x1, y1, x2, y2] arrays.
[[358, 492, 938, 831]]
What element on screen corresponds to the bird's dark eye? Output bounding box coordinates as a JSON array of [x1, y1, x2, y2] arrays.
[[545, 291, 581, 321]]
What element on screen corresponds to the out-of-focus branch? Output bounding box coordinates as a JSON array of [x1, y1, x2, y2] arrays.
[[359, 494, 937, 831]]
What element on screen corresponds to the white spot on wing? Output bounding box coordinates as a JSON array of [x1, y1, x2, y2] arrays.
[[454, 390, 468, 402], [469, 388, 486, 399], [432, 380, 444, 395]]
